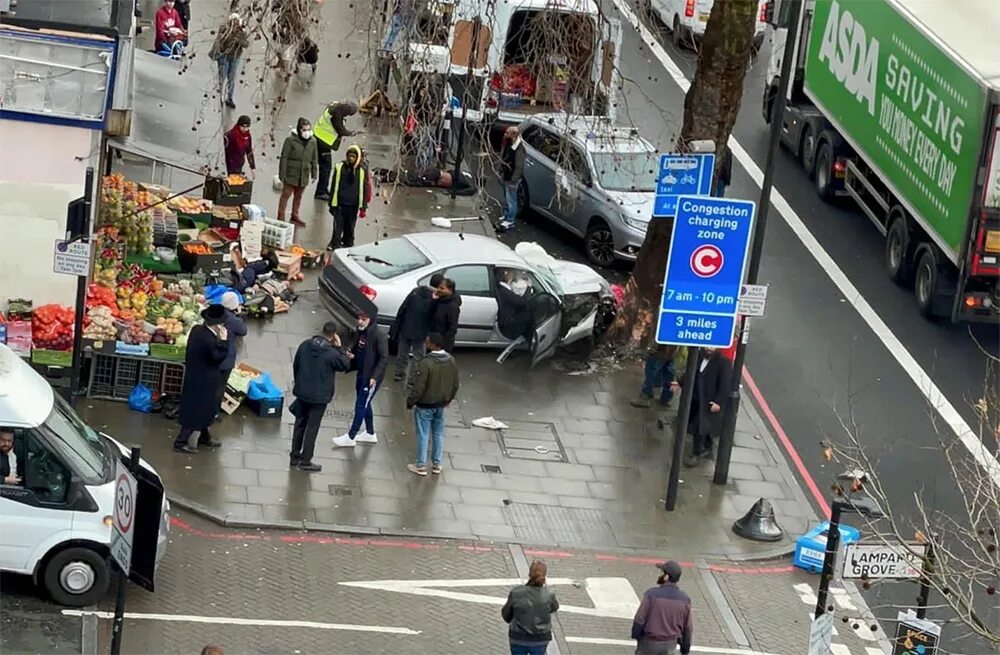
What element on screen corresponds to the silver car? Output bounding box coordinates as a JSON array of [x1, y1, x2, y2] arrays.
[[515, 115, 657, 267], [319, 233, 616, 367]]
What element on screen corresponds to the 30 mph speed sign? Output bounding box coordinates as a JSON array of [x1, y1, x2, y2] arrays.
[[110, 459, 138, 572]]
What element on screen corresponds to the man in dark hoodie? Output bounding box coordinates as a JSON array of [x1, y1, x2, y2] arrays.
[[391, 273, 440, 383], [333, 311, 388, 448], [290, 322, 351, 472], [406, 332, 460, 476], [326, 144, 371, 250], [314, 100, 359, 201], [428, 277, 461, 353]]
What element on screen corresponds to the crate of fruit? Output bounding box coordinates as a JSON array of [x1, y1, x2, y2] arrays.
[[205, 175, 253, 207], [262, 218, 295, 249], [178, 241, 227, 276]]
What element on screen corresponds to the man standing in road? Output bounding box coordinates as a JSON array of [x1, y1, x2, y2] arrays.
[[406, 332, 460, 476], [671, 348, 732, 467], [498, 126, 526, 232], [333, 311, 388, 448], [290, 322, 351, 472], [428, 277, 461, 353], [390, 274, 438, 383], [314, 100, 359, 201], [631, 561, 693, 655]]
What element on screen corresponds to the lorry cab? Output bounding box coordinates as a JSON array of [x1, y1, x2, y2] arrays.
[[0, 343, 169, 606]]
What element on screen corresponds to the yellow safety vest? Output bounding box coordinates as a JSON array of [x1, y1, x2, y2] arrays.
[[330, 163, 366, 208], [313, 107, 338, 147]]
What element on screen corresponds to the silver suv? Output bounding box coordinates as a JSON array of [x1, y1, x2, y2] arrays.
[[515, 115, 656, 267]]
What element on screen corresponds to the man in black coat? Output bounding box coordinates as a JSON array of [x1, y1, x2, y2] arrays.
[[391, 275, 437, 382], [0, 428, 25, 486], [671, 348, 733, 467], [428, 277, 461, 352], [174, 305, 230, 454], [290, 322, 351, 472], [333, 311, 389, 448]]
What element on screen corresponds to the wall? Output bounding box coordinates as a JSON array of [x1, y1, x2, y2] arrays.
[[0, 120, 100, 306]]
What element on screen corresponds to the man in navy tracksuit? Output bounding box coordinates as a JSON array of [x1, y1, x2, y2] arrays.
[[631, 561, 694, 655], [332, 311, 388, 448]]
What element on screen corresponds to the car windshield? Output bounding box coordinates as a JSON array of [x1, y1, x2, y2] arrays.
[[590, 151, 658, 192], [40, 394, 109, 485], [347, 238, 431, 280]]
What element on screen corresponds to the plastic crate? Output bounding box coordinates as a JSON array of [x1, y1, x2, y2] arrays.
[[87, 353, 187, 401], [262, 218, 295, 249], [162, 362, 185, 395]]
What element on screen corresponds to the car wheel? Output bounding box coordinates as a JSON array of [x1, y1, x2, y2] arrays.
[[43, 547, 110, 607], [800, 125, 817, 177], [585, 220, 617, 268], [672, 15, 685, 48], [885, 212, 913, 285], [814, 141, 834, 201], [914, 247, 941, 319]]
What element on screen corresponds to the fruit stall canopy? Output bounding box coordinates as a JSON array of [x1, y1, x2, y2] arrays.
[[107, 50, 224, 174]]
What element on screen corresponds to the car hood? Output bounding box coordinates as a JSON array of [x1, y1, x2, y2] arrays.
[[515, 242, 610, 296], [604, 190, 654, 223]]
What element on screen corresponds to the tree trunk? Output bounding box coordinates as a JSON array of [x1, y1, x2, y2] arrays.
[[606, 0, 758, 356]]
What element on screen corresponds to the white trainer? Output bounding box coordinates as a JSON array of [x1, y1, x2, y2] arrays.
[[332, 433, 355, 448], [355, 432, 378, 445]]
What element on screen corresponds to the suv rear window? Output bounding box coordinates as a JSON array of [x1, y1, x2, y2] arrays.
[[346, 238, 430, 279]]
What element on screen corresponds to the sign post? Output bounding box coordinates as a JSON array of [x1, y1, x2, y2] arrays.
[[656, 196, 756, 511], [109, 446, 140, 655]]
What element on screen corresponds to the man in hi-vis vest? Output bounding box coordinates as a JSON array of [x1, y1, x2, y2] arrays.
[[327, 145, 372, 251], [313, 100, 359, 202]]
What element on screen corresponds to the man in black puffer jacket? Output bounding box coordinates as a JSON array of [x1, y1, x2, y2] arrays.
[[391, 276, 438, 383], [290, 322, 351, 472], [428, 277, 461, 353]]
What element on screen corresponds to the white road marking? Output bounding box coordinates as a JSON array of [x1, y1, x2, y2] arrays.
[[831, 645, 853, 655], [61, 610, 421, 635], [340, 577, 639, 619], [608, 0, 1000, 491], [565, 637, 783, 654]]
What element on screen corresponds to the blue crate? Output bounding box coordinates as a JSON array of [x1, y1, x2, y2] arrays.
[[793, 521, 861, 573], [246, 395, 284, 418]]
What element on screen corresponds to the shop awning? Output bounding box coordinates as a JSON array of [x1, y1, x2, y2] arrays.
[[108, 50, 225, 175]]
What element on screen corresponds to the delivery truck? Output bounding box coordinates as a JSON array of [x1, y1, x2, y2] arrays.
[[762, 0, 1000, 322]]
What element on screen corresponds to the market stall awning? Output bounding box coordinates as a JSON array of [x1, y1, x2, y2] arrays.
[[108, 50, 225, 175]]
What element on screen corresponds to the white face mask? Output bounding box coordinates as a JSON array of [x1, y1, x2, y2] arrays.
[[510, 279, 528, 296], [301, 129, 313, 139]]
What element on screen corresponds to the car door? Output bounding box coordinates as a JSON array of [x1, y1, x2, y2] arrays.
[[520, 125, 560, 220], [419, 264, 497, 344], [557, 139, 606, 237], [528, 291, 562, 368], [0, 432, 75, 573]]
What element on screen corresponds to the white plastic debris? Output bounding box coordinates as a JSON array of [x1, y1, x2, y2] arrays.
[[472, 416, 508, 430], [431, 216, 479, 229]]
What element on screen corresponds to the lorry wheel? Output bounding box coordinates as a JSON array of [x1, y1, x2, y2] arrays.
[[885, 214, 913, 284], [914, 247, 941, 319], [814, 141, 834, 201], [43, 547, 110, 607], [800, 125, 817, 177]]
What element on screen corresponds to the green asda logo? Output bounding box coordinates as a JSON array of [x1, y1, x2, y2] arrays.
[[816, 0, 879, 116]]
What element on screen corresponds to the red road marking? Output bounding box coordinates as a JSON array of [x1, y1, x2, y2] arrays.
[[744, 368, 831, 517]]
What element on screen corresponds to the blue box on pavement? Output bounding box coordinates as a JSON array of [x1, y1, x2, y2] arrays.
[[793, 521, 861, 573], [246, 395, 284, 418]]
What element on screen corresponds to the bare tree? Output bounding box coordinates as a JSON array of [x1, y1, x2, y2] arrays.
[[823, 354, 1000, 651]]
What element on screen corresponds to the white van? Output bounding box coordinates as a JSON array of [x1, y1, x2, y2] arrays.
[[652, 0, 768, 51], [0, 344, 169, 606]]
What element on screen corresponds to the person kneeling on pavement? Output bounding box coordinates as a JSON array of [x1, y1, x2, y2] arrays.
[[670, 348, 732, 468], [406, 332, 460, 477], [289, 322, 352, 472]]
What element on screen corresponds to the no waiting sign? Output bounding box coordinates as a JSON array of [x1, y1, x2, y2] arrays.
[[842, 542, 927, 580], [110, 458, 138, 572]]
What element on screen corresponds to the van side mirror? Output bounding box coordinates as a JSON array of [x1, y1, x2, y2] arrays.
[[763, 1, 775, 26]]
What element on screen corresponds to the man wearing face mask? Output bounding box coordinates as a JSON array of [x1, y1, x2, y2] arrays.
[[277, 117, 318, 227], [333, 312, 388, 448], [496, 269, 534, 344], [223, 115, 256, 177]]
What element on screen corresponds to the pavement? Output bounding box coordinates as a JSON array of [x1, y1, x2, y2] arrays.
[[4, 509, 886, 655]]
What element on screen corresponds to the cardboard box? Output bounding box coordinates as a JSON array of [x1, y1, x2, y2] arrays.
[[197, 228, 232, 249], [31, 349, 72, 366], [5, 320, 31, 356], [149, 343, 185, 361], [205, 177, 254, 207], [221, 391, 242, 415], [275, 251, 302, 279]]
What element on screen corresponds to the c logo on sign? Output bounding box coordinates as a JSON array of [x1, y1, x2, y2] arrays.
[[690, 245, 723, 278]]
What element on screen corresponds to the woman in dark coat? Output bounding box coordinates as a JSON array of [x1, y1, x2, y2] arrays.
[[173, 305, 230, 454]]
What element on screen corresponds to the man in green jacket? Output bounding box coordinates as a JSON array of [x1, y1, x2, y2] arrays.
[[406, 332, 459, 476], [277, 117, 318, 226]]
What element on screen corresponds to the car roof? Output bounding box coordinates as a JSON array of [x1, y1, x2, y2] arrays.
[[521, 115, 656, 154], [404, 232, 527, 267]]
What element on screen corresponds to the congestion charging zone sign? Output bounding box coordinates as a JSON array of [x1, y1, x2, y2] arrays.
[[656, 196, 756, 348]]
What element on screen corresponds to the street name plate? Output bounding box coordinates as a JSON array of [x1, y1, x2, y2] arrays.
[[843, 542, 927, 580]]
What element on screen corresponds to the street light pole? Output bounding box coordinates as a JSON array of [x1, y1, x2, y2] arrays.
[[714, 0, 803, 485]]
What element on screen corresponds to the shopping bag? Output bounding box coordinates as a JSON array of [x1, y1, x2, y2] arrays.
[[247, 372, 283, 401], [128, 384, 154, 413]]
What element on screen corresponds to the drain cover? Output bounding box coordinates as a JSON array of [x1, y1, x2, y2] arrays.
[[497, 422, 567, 462], [481, 464, 502, 473], [328, 485, 356, 497]]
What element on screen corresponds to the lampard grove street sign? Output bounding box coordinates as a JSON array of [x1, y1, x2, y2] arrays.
[[843, 542, 928, 580]]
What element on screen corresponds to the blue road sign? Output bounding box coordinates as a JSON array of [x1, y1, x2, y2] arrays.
[[655, 195, 756, 348], [653, 153, 715, 218]]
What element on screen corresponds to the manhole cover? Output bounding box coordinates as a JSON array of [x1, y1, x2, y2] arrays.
[[497, 422, 566, 462], [502, 503, 617, 547]]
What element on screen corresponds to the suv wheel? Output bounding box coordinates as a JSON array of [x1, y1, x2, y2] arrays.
[[43, 547, 110, 607], [585, 220, 616, 268]]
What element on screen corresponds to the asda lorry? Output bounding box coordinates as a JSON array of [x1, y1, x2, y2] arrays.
[[762, 0, 1000, 321]]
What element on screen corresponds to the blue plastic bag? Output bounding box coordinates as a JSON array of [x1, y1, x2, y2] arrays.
[[247, 372, 283, 401], [128, 384, 154, 413], [204, 284, 243, 306]]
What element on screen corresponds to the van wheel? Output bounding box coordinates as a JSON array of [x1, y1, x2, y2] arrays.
[[43, 547, 109, 607], [914, 247, 941, 319], [885, 212, 913, 285], [814, 141, 834, 201], [800, 125, 817, 177], [585, 220, 616, 268]]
